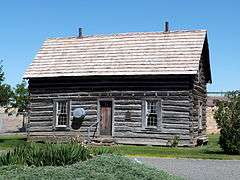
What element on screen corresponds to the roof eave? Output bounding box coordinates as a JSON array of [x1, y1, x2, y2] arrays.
[[23, 71, 199, 79], [205, 34, 212, 84]]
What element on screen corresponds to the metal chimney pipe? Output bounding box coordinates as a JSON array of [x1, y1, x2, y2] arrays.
[[164, 22, 169, 32], [78, 28, 83, 38]]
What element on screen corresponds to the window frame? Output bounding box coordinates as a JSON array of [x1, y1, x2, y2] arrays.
[[142, 99, 162, 129], [146, 101, 158, 127], [53, 100, 71, 129]]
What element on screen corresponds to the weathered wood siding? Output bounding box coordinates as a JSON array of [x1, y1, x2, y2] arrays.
[[28, 75, 195, 146], [190, 41, 209, 145]]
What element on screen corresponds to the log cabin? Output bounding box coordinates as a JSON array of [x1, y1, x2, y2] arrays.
[[24, 25, 211, 147]]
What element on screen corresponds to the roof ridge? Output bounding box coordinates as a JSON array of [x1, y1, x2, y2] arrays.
[[46, 29, 207, 40]]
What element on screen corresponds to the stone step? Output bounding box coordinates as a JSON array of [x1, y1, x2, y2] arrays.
[[90, 141, 115, 146], [90, 136, 115, 145]]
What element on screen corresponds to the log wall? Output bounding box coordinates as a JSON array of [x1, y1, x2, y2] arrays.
[[28, 75, 200, 146]]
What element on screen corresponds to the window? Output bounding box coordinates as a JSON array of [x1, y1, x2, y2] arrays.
[[55, 101, 70, 127], [198, 101, 203, 130], [143, 100, 162, 128], [146, 101, 158, 127]]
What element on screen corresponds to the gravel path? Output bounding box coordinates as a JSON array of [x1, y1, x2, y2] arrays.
[[135, 157, 240, 180]]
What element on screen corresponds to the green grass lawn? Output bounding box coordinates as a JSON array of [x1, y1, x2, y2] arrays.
[[0, 135, 27, 152], [94, 134, 240, 160]]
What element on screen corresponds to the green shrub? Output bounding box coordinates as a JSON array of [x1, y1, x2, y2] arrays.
[[214, 91, 240, 154], [0, 142, 91, 166], [0, 155, 183, 180], [167, 135, 180, 147]]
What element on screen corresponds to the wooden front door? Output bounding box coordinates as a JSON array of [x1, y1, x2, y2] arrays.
[[100, 101, 112, 136]]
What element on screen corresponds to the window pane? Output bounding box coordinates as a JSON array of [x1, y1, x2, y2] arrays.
[[57, 101, 68, 126], [146, 101, 157, 127]]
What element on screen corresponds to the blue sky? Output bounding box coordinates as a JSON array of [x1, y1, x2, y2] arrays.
[[0, 0, 239, 91]]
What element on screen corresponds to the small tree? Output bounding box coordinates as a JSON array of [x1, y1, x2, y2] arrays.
[[0, 60, 4, 84], [0, 61, 13, 107], [214, 91, 240, 154], [11, 80, 29, 113], [10, 80, 29, 131]]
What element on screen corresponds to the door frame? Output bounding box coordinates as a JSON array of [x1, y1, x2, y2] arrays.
[[97, 98, 114, 137]]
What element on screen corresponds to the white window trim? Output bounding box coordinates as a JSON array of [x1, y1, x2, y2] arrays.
[[54, 100, 71, 128], [143, 99, 162, 129]]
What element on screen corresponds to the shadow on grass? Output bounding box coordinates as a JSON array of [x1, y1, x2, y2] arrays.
[[202, 149, 225, 155], [0, 137, 27, 149]]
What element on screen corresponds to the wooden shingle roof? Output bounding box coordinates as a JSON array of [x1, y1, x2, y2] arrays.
[[24, 30, 209, 78]]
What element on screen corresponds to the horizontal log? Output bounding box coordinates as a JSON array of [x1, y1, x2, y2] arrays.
[[30, 111, 53, 116], [29, 115, 53, 120], [29, 131, 86, 136], [71, 100, 98, 105], [115, 110, 141, 114], [114, 126, 189, 134], [30, 96, 99, 101], [114, 116, 142, 122], [31, 107, 53, 111], [29, 126, 53, 132], [29, 126, 98, 133], [162, 113, 189, 118], [114, 99, 142, 105], [113, 131, 191, 140], [114, 137, 192, 146], [30, 121, 53, 127], [162, 106, 190, 112], [134, 128, 189, 135], [162, 123, 190, 129], [30, 89, 190, 97], [114, 105, 142, 111], [162, 100, 190, 107], [114, 122, 142, 127], [163, 119, 190, 124]]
